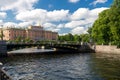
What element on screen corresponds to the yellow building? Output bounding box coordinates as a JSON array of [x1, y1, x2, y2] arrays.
[[0, 25, 58, 41]]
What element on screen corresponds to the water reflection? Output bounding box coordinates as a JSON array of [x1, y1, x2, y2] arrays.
[[1, 53, 120, 80], [91, 53, 120, 80], [1, 53, 101, 80]]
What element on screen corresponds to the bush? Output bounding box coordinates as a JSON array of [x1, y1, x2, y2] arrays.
[[117, 42, 120, 48]]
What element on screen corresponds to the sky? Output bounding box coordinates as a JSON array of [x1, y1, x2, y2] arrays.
[[0, 0, 113, 35]]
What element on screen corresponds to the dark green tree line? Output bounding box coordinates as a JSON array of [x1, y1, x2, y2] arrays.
[[58, 33, 89, 42], [91, 0, 120, 45]]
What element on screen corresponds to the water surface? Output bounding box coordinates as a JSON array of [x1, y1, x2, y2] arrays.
[[1, 52, 120, 80]]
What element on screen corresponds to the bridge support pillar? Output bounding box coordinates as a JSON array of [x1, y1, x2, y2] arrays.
[[0, 41, 7, 57]]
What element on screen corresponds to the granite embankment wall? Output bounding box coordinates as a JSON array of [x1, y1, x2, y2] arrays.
[[0, 41, 7, 57], [95, 45, 120, 54]]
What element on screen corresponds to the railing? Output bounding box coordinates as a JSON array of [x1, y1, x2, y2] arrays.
[[6, 41, 82, 51], [0, 62, 12, 80], [7, 41, 82, 45]]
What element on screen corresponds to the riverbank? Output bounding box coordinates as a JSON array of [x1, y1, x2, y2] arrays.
[[95, 45, 120, 54]]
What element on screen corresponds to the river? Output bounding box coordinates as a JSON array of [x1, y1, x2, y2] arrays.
[[1, 50, 120, 80]]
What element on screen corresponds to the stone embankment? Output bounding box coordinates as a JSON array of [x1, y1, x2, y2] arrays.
[[0, 41, 7, 57], [95, 45, 120, 54]]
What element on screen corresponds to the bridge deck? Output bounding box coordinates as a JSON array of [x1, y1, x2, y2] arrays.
[[6, 43, 94, 54]]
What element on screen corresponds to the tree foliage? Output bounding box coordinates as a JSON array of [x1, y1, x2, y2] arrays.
[[0, 30, 4, 40], [58, 33, 89, 42], [91, 0, 120, 45]]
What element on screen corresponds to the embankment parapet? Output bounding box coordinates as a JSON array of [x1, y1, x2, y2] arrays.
[[95, 45, 120, 54]]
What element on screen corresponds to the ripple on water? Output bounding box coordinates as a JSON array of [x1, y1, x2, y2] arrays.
[[2, 53, 117, 80]]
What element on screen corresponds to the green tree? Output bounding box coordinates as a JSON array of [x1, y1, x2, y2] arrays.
[[87, 27, 92, 35], [24, 37, 33, 43], [58, 35, 65, 41], [92, 10, 111, 44], [15, 36, 23, 43], [58, 33, 74, 41], [80, 34, 89, 42], [108, 0, 120, 44], [0, 30, 4, 40], [58, 33, 89, 43], [67, 33, 74, 41], [91, 0, 120, 45], [74, 35, 81, 42]]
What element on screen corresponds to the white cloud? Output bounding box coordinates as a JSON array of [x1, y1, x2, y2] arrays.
[[43, 22, 58, 31], [89, 7, 108, 17], [16, 9, 69, 23], [3, 22, 17, 27], [1, 5, 108, 35], [65, 20, 92, 29], [15, 7, 108, 34], [43, 23, 56, 28], [18, 22, 33, 27], [70, 7, 108, 21], [43, 23, 64, 32], [57, 24, 64, 28], [16, 9, 47, 23], [65, 7, 108, 29], [90, 0, 108, 5], [59, 33, 68, 36], [70, 8, 89, 20], [65, 21, 82, 28], [0, 20, 3, 25], [47, 9, 69, 22], [71, 27, 87, 35], [0, 0, 38, 13], [3, 21, 33, 28], [69, 0, 80, 3], [0, 12, 7, 19], [51, 28, 60, 32]]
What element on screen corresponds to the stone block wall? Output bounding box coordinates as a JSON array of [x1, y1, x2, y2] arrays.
[[95, 45, 120, 54], [0, 41, 7, 57]]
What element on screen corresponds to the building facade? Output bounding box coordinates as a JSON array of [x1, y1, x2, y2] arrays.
[[0, 25, 58, 41]]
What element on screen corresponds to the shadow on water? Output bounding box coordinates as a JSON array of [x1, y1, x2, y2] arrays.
[[1, 52, 83, 63], [91, 53, 120, 80], [0, 52, 102, 80], [1, 52, 120, 80]]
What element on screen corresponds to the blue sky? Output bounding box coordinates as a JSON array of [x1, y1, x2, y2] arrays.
[[0, 0, 113, 35]]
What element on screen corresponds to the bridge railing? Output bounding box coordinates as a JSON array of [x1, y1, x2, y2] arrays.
[[6, 40, 82, 45]]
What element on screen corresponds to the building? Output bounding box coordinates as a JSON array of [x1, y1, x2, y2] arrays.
[[26, 25, 45, 41], [0, 25, 58, 41]]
